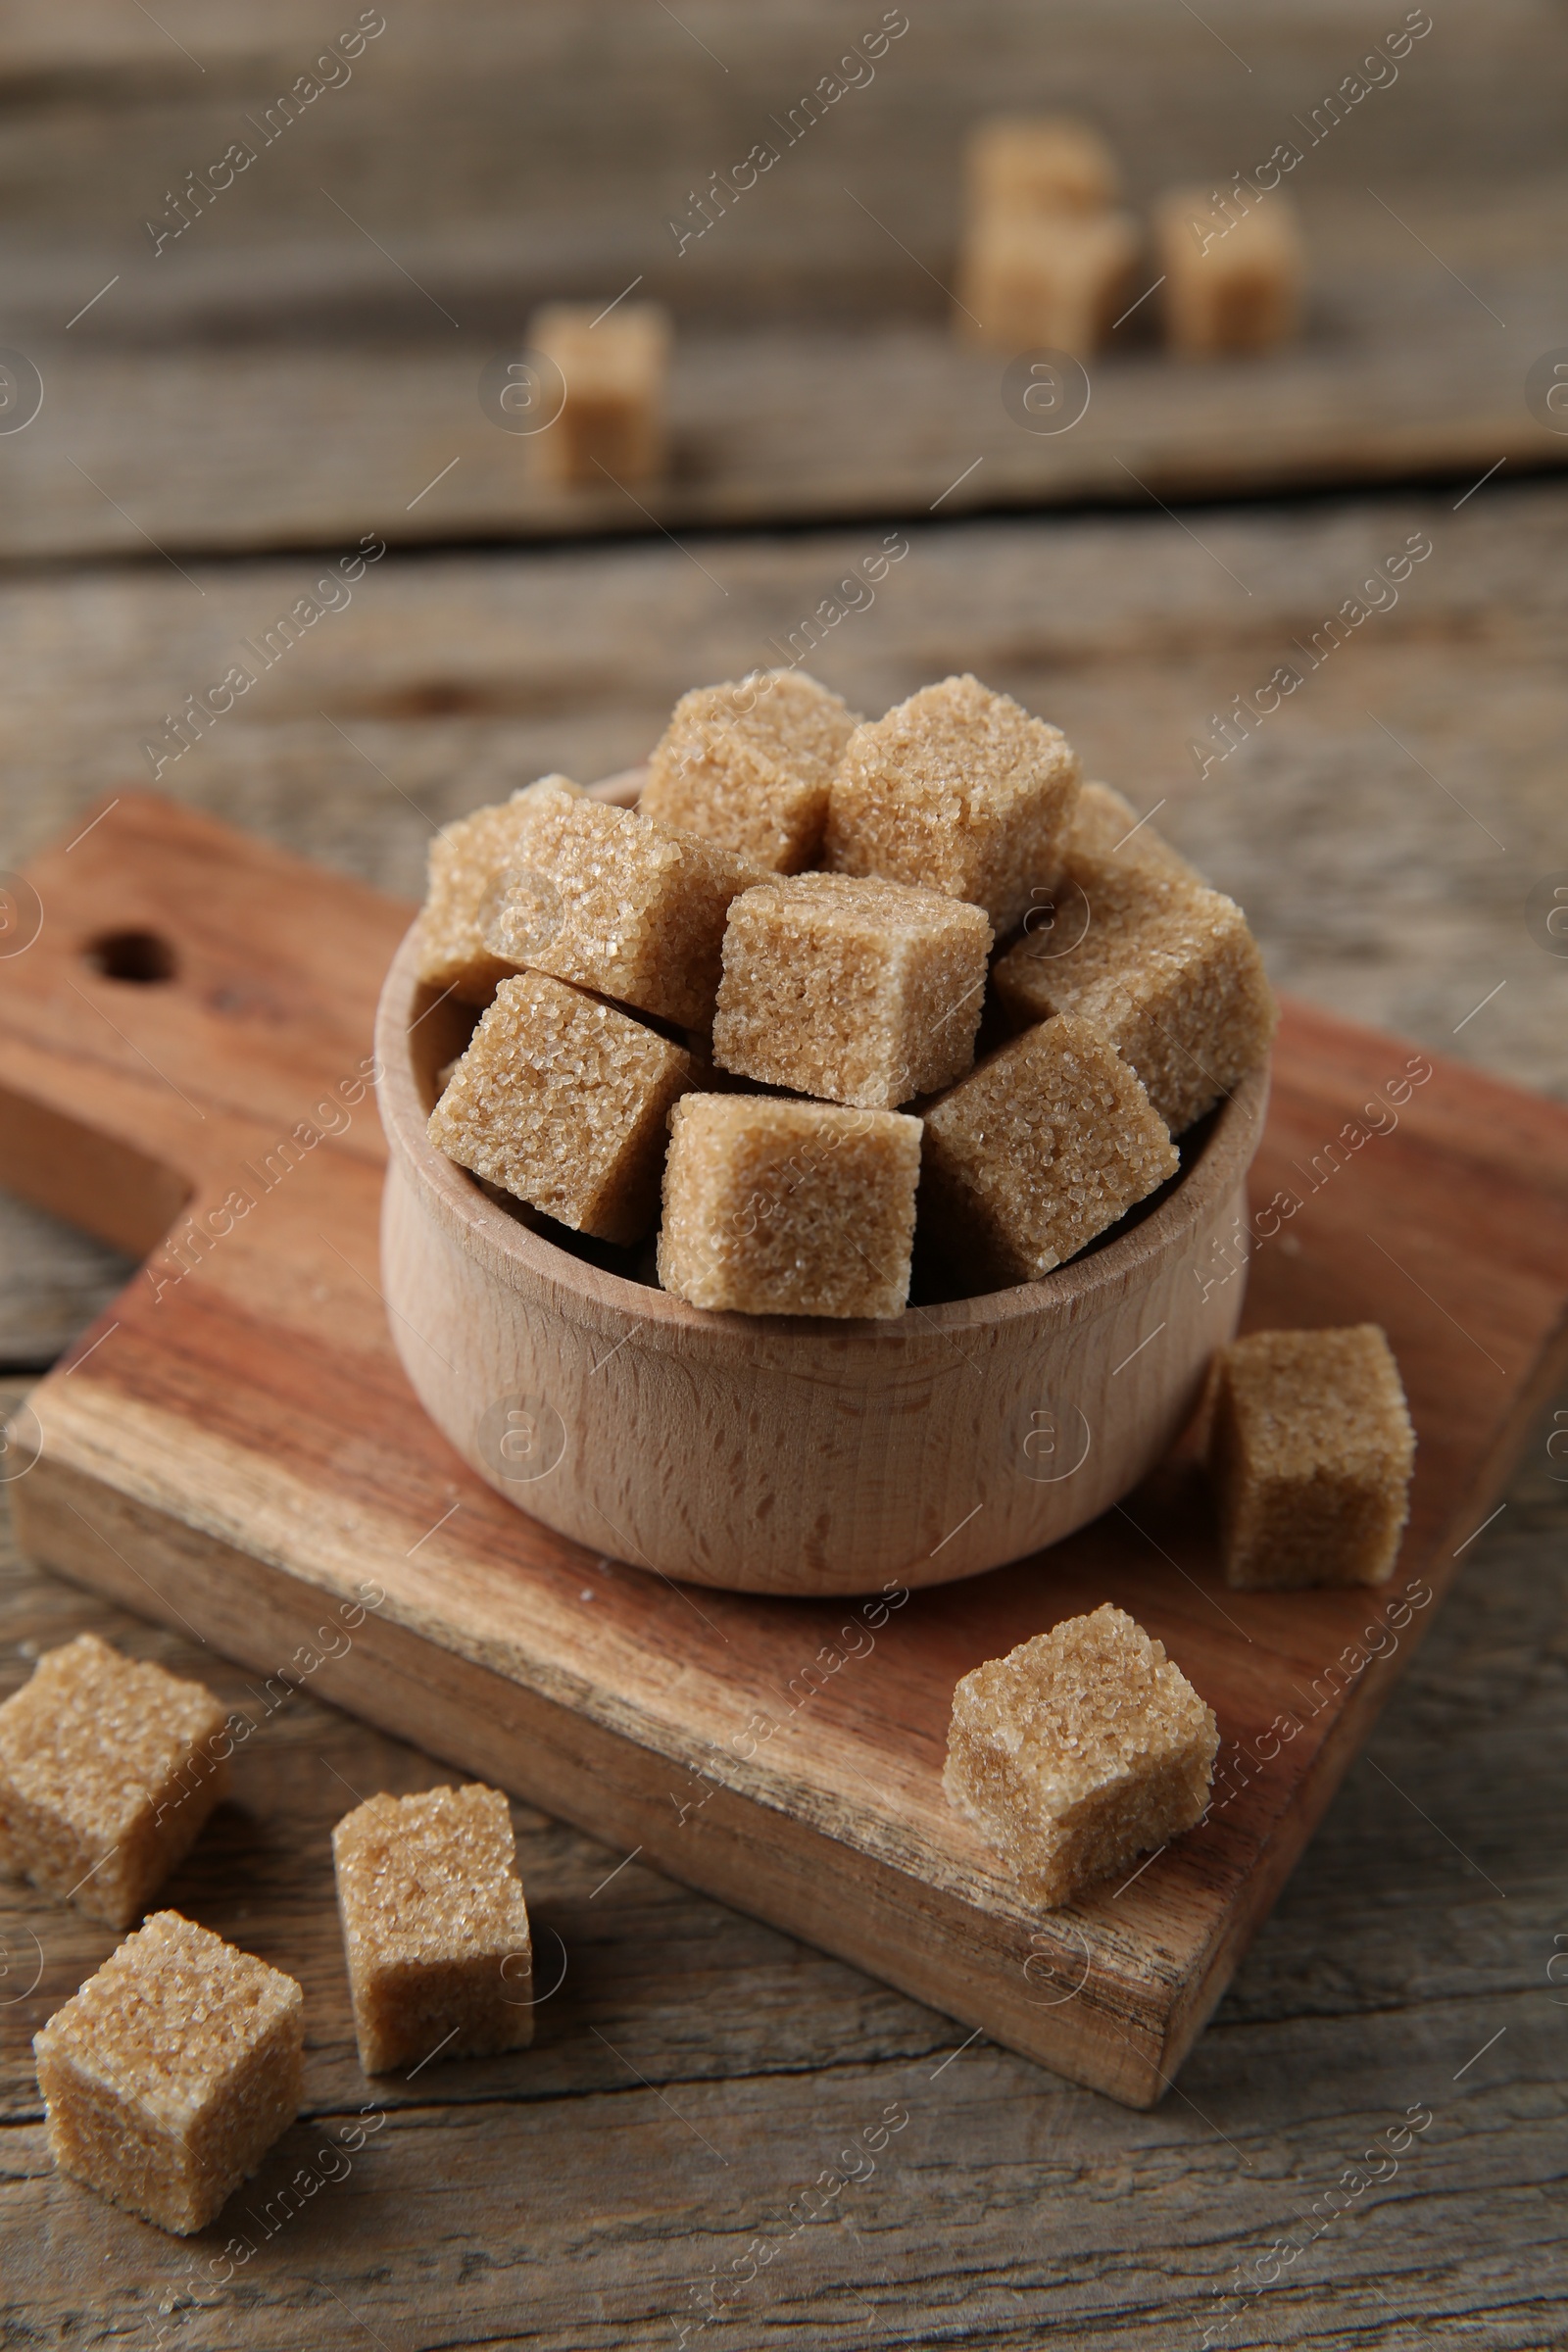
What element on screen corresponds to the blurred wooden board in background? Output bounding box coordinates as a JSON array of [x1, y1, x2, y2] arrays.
[[2, 260, 1564, 560], [0, 1, 1564, 552]]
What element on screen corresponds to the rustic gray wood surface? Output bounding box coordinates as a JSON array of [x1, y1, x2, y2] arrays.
[[7, 270, 1565, 563], [1, 0, 1565, 2330], [2, 0, 1566, 552], [3, 0, 1564, 337], [1, 1398, 1562, 2349], [3, 176, 1563, 560], [1, 483, 1565, 2346], [1, 481, 1562, 1111]]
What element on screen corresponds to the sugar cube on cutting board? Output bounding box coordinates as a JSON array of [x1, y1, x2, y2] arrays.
[[945, 1604, 1218, 1907], [1206, 1324, 1416, 1589]]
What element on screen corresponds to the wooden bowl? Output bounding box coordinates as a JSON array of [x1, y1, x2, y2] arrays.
[[375, 785, 1269, 1596]]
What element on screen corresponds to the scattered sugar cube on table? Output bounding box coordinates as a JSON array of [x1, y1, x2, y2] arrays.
[[965, 113, 1122, 220], [945, 1603, 1218, 1908], [658, 1093, 922, 1318], [415, 774, 583, 1006], [825, 674, 1080, 934], [919, 1012, 1178, 1288], [0, 1633, 227, 1928], [480, 777, 760, 1030], [33, 1910, 304, 2234], [642, 669, 859, 873], [991, 809, 1277, 1136], [1154, 188, 1303, 357], [429, 970, 698, 1242], [958, 210, 1140, 359], [1206, 1325, 1416, 1589], [527, 299, 671, 485], [332, 1786, 534, 2076], [712, 871, 992, 1109]]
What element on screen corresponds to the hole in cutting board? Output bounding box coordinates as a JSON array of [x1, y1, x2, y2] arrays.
[[83, 929, 178, 984]]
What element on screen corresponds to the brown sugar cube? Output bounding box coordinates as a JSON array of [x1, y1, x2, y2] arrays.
[[0, 1634, 227, 1929], [712, 872, 992, 1110], [33, 1911, 303, 2234], [966, 114, 1121, 221], [957, 210, 1140, 358], [992, 834, 1277, 1134], [642, 669, 859, 872], [1066, 780, 1203, 887], [825, 674, 1080, 934], [658, 1094, 921, 1319], [1154, 189, 1303, 356], [1207, 1325, 1416, 1590], [1002, 777, 1200, 968], [480, 777, 760, 1029], [945, 1604, 1218, 1907], [919, 1013, 1177, 1288], [528, 299, 671, 485], [332, 1786, 533, 2076], [429, 970, 697, 1243], [415, 774, 583, 1006]]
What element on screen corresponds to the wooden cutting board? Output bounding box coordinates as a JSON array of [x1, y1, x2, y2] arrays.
[[2, 794, 1563, 2108]]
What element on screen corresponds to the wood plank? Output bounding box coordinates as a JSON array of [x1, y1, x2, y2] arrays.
[[0, 1190, 134, 1371], [4, 245, 1565, 562], [3, 0, 1565, 325], [2, 793, 1564, 2109], [1, 1385, 1562, 2345], [0, 0, 1564, 544], [0, 5, 1563, 2325], [0, 482, 1561, 1102]]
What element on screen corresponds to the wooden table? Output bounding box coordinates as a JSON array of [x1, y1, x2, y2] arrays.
[[2, 0, 1566, 2328], [2, 477, 1565, 2347]]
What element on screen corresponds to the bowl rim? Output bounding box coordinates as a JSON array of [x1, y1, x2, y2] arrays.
[[376, 773, 1270, 1349]]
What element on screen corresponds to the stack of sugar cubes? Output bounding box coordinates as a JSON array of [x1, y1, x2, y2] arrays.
[[416, 669, 1278, 1319], [956, 114, 1304, 364]]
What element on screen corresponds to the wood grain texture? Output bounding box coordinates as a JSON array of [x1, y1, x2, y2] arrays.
[[0, 1191, 133, 1371], [1, 1373, 1562, 2350], [0, 0, 1564, 551], [2, 0, 1564, 334], [0, 512, 1562, 2338], [1, 483, 1561, 1101], [0, 2, 1562, 2328], [2, 794, 1564, 2116], [3, 249, 1566, 560]]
